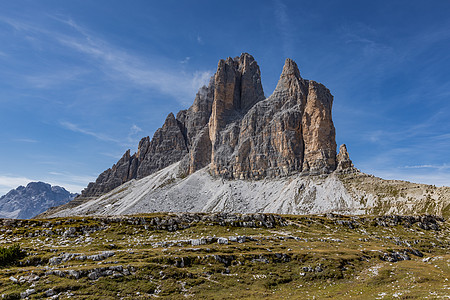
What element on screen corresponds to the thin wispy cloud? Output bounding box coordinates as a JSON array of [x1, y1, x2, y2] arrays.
[[197, 35, 204, 45], [180, 56, 191, 64], [126, 124, 144, 145], [44, 171, 95, 192], [0, 15, 213, 104], [0, 16, 33, 32], [340, 22, 393, 58], [273, 0, 294, 57], [51, 18, 212, 104], [404, 164, 450, 170], [371, 168, 450, 187], [13, 138, 38, 143], [0, 171, 94, 195], [25, 68, 88, 89], [0, 175, 36, 196], [100, 152, 123, 160], [47, 171, 95, 183], [129, 124, 142, 135], [60, 121, 119, 144], [58, 36, 212, 104]]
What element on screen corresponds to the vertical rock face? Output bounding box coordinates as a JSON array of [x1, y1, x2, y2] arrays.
[[80, 150, 137, 198], [302, 80, 336, 174], [136, 112, 189, 178], [208, 58, 336, 178], [208, 54, 265, 149], [78, 53, 342, 200], [336, 144, 357, 173]]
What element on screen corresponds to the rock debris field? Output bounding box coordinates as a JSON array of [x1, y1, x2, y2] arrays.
[[0, 212, 449, 299]]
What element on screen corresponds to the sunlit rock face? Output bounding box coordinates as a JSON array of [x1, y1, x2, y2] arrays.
[[77, 53, 342, 199]]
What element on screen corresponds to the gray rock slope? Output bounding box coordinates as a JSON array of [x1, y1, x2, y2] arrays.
[[76, 53, 338, 201], [39, 53, 450, 219], [42, 161, 450, 218], [0, 182, 77, 219]]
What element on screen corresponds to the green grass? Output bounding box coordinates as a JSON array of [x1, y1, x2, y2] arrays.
[[0, 213, 449, 299]]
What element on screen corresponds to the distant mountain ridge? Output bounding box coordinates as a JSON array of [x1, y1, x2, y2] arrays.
[[0, 182, 77, 219]]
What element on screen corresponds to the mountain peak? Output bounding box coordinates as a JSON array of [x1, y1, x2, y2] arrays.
[[74, 53, 341, 200], [281, 58, 301, 78], [0, 182, 77, 219]]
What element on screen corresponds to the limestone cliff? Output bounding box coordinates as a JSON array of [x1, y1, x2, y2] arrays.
[[76, 53, 347, 200]]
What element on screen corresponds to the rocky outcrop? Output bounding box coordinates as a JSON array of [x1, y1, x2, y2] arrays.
[[79, 112, 189, 199], [80, 150, 138, 199], [336, 144, 357, 173], [208, 54, 265, 148], [136, 112, 189, 179], [208, 58, 336, 178], [76, 53, 345, 200]]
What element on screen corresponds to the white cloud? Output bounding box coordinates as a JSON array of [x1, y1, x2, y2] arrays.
[[126, 124, 144, 146], [0, 15, 213, 104], [404, 164, 450, 170], [372, 169, 450, 187], [273, 0, 294, 57], [52, 19, 212, 104], [43, 171, 96, 193], [100, 152, 123, 159], [0, 171, 96, 195], [197, 35, 204, 45], [60, 121, 119, 143], [0, 175, 36, 196], [13, 138, 38, 143], [129, 124, 142, 135], [25, 68, 87, 89], [180, 56, 191, 64], [58, 36, 213, 104], [192, 71, 213, 92]]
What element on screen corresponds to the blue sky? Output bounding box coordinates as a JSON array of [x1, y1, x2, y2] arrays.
[[1, 0, 450, 195]]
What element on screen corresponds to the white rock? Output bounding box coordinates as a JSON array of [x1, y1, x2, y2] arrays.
[[20, 289, 35, 298], [9, 276, 18, 283], [217, 237, 229, 244]]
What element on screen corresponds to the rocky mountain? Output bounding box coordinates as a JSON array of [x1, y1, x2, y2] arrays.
[[0, 182, 77, 219], [39, 160, 450, 218], [75, 53, 342, 201], [40, 53, 450, 219]]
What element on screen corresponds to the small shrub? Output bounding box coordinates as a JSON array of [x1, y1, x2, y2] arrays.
[[0, 244, 27, 266]]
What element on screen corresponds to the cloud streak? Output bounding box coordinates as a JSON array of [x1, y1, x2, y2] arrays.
[[43, 171, 95, 193], [0, 15, 213, 105], [404, 164, 450, 170], [13, 138, 38, 143], [60, 121, 120, 143], [371, 168, 450, 188], [53, 18, 213, 104], [0, 175, 36, 196], [273, 0, 294, 57], [25, 68, 88, 89]]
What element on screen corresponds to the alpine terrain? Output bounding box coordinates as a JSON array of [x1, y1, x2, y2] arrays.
[[40, 53, 450, 219], [2, 54, 450, 300]]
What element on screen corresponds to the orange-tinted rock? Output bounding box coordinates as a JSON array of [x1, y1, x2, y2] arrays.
[[78, 53, 342, 200]]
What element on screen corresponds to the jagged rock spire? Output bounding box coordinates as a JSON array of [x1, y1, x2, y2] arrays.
[[209, 53, 265, 146], [77, 53, 340, 200], [336, 144, 358, 173]]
